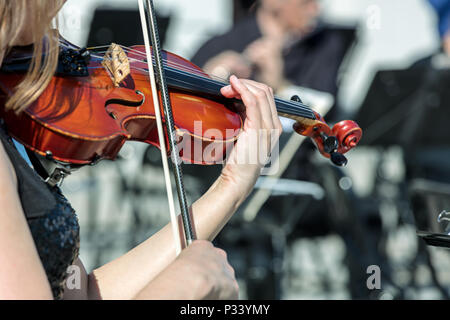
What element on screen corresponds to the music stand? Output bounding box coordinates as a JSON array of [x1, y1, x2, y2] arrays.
[[356, 59, 450, 149], [356, 55, 450, 248], [86, 8, 171, 48]]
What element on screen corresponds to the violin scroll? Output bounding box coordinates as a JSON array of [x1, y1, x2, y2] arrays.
[[332, 120, 362, 154], [293, 112, 362, 167]]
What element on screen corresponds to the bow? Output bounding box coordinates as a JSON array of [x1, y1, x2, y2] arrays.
[[137, 0, 195, 255]]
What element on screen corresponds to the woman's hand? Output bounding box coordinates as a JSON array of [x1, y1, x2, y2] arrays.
[[219, 76, 282, 203], [135, 240, 238, 300], [175, 240, 238, 299]]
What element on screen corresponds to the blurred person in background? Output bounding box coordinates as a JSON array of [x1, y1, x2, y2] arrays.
[[402, 0, 450, 184], [192, 0, 355, 117], [0, 0, 283, 299], [400, 0, 450, 232], [191, 0, 357, 199], [428, 0, 450, 55]]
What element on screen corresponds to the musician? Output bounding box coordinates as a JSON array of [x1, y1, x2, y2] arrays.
[[191, 0, 354, 101], [0, 1, 282, 299]]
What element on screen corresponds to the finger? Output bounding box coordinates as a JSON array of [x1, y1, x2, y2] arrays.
[[220, 259, 235, 279], [230, 279, 240, 299], [228, 76, 262, 129], [220, 278, 239, 300], [243, 83, 275, 131], [192, 239, 213, 248], [250, 82, 282, 133], [244, 82, 283, 157], [246, 39, 280, 60], [242, 80, 279, 129], [240, 80, 276, 130], [220, 82, 241, 99], [243, 38, 262, 55], [228, 264, 235, 278], [215, 248, 227, 260]]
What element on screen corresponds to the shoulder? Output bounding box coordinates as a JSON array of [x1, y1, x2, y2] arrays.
[[0, 125, 53, 299], [0, 139, 52, 298]]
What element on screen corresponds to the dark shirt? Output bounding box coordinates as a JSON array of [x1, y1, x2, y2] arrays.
[[191, 15, 356, 97], [0, 121, 80, 299]]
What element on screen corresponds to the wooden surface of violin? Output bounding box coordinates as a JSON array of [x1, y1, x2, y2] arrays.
[[0, 39, 361, 167], [0, 42, 243, 165]]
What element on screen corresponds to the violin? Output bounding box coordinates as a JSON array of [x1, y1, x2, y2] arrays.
[[0, 37, 361, 168]]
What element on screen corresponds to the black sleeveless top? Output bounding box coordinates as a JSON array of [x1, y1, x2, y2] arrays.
[[0, 122, 80, 299]]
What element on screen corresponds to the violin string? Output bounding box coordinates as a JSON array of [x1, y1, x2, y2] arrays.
[[104, 46, 315, 117], [93, 52, 228, 83], [89, 47, 229, 83], [97, 53, 232, 87], [57, 41, 237, 86], [22, 41, 315, 118], [67, 43, 303, 107], [86, 58, 314, 118], [87, 60, 313, 119], [63, 42, 315, 117], [88, 45, 237, 90], [87, 44, 209, 74], [5, 42, 226, 83]]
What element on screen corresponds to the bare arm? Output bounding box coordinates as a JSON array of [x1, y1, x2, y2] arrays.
[[0, 138, 247, 301], [87, 176, 243, 300], [84, 77, 282, 300], [0, 142, 53, 299], [62, 177, 243, 300]]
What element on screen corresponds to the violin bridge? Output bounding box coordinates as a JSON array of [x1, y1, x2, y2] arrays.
[[101, 43, 130, 87]]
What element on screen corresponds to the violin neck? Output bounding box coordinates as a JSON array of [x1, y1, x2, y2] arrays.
[[274, 97, 316, 122], [164, 66, 317, 122]]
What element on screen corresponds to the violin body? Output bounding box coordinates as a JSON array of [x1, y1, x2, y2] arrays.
[[0, 43, 242, 165], [0, 39, 361, 167]]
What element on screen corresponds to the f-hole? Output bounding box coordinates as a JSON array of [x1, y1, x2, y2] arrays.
[[105, 90, 146, 109]]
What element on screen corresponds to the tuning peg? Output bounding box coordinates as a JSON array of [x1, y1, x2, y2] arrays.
[[330, 151, 348, 167], [79, 47, 91, 63], [290, 95, 303, 103], [319, 133, 345, 166], [322, 135, 339, 154]]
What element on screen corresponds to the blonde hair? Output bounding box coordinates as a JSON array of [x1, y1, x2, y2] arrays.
[[0, 0, 65, 113]]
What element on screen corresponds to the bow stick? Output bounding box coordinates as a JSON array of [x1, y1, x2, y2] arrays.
[[137, 0, 196, 254]]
